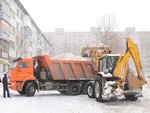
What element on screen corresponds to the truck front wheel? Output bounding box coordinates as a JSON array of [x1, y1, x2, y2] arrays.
[[26, 82, 36, 97]]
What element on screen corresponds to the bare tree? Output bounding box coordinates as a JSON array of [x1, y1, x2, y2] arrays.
[[96, 13, 118, 45]]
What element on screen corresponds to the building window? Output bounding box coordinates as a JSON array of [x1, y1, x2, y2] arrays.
[[17, 9, 19, 17], [21, 13, 23, 20], [17, 23, 21, 32], [30, 41, 32, 47], [16, 37, 19, 44], [2, 20, 9, 28], [20, 40, 23, 47], [10, 25, 15, 34], [3, 64, 8, 72], [0, 39, 8, 53], [2, 2, 9, 16], [16, 51, 20, 57], [10, 9, 15, 19], [9, 40, 14, 49]]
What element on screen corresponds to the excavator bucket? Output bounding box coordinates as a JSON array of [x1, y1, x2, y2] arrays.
[[126, 71, 142, 89]]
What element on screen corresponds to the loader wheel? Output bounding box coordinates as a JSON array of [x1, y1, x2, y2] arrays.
[[87, 82, 95, 98], [26, 82, 36, 97], [125, 95, 138, 101], [94, 76, 105, 102], [68, 82, 81, 95]]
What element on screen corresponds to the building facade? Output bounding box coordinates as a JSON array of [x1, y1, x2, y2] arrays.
[[0, 0, 52, 76], [44, 27, 150, 74]]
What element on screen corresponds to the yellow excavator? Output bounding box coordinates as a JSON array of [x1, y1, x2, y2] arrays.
[[87, 37, 147, 102]]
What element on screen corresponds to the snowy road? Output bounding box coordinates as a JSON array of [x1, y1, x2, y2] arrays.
[[0, 84, 150, 113]]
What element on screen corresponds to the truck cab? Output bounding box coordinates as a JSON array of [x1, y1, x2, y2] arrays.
[[9, 57, 36, 96]]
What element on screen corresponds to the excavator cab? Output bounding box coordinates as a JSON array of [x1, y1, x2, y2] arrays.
[[98, 54, 120, 75]]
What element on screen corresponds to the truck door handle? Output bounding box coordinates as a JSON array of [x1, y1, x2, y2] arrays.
[[18, 70, 22, 72]]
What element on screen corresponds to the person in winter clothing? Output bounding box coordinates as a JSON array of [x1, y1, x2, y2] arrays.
[[2, 73, 10, 98]]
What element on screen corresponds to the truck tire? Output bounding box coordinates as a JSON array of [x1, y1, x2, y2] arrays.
[[87, 82, 95, 98], [68, 82, 81, 95], [18, 88, 26, 95], [81, 82, 88, 94], [94, 76, 105, 102], [125, 95, 138, 101], [25, 82, 36, 97]]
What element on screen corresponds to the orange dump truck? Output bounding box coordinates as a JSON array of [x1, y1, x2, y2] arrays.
[[8, 54, 96, 96]]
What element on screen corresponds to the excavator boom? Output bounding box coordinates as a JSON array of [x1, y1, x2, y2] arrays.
[[114, 38, 146, 85]]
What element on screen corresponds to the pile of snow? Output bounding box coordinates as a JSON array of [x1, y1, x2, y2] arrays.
[[87, 40, 105, 47], [51, 53, 89, 60], [142, 76, 150, 98]]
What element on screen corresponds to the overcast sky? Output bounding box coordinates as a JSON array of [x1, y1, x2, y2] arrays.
[[20, 0, 150, 32]]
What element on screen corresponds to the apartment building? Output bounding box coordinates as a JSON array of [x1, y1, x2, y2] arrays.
[[44, 28, 97, 56], [0, 0, 52, 76], [44, 27, 150, 73]]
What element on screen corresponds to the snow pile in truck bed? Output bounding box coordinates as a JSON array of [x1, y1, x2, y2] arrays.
[[87, 40, 105, 47], [51, 53, 90, 60]]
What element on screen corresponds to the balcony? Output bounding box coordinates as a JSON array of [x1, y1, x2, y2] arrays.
[[23, 15, 32, 30], [0, 11, 10, 23], [23, 26, 32, 39], [16, 30, 24, 40], [0, 45, 8, 53], [0, 30, 9, 41]]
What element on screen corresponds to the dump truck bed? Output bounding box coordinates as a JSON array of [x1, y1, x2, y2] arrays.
[[35, 55, 96, 80]]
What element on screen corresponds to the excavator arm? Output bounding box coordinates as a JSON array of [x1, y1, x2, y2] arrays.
[[114, 38, 147, 86]]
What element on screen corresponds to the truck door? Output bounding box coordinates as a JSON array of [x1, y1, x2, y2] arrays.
[[16, 59, 34, 81]]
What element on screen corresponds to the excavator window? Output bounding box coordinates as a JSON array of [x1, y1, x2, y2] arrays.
[[98, 56, 119, 73]]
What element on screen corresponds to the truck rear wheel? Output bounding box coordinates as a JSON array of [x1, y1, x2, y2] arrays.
[[81, 82, 88, 94], [125, 95, 138, 101], [94, 76, 105, 102], [26, 82, 36, 97], [87, 82, 95, 98], [68, 82, 81, 95]]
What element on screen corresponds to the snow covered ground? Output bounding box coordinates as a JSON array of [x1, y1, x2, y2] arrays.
[[0, 84, 150, 113]]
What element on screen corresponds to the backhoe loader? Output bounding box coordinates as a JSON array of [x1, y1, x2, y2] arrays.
[[87, 37, 147, 102]]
